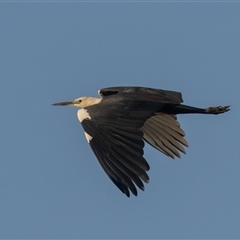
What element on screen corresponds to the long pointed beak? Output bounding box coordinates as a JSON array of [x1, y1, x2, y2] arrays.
[[52, 101, 73, 106]]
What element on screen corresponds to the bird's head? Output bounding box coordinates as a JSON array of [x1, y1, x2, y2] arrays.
[[52, 97, 101, 108]]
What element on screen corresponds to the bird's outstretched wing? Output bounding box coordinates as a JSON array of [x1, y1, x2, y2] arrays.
[[80, 87, 188, 197], [81, 117, 150, 197], [141, 113, 188, 159]]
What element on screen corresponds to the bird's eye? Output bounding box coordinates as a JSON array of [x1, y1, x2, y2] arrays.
[[79, 99, 82, 103]]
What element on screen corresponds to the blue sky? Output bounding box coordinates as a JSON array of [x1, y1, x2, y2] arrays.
[[0, 2, 240, 239]]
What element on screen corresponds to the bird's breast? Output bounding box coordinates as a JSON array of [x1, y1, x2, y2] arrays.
[[77, 108, 91, 123]]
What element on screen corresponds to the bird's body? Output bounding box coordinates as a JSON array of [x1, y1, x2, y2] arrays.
[[53, 86, 230, 197]]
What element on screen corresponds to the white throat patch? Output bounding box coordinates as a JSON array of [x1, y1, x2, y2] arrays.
[[77, 109, 91, 123]]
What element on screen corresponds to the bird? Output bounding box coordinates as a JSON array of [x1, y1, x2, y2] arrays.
[[52, 86, 230, 197]]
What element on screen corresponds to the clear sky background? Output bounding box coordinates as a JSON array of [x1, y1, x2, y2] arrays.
[[0, 2, 240, 239]]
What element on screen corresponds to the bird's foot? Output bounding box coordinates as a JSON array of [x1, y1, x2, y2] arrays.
[[205, 105, 230, 115]]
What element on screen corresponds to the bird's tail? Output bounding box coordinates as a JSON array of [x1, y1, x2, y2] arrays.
[[162, 104, 230, 115]]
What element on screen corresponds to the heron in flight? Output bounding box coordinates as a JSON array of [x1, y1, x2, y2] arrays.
[[53, 86, 230, 197]]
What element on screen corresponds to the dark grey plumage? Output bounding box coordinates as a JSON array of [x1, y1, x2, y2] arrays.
[[53, 86, 230, 197]]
